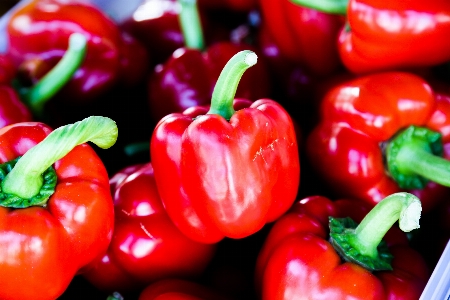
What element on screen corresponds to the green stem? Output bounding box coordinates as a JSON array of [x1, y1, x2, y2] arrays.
[[178, 0, 205, 50], [207, 50, 257, 120], [289, 0, 348, 15], [1, 116, 118, 200], [351, 192, 421, 257], [20, 33, 87, 117], [385, 125, 447, 189], [329, 192, 421, 271]]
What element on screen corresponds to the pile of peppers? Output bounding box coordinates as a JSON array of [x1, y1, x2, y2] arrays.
[[0, 0, 448, 299]]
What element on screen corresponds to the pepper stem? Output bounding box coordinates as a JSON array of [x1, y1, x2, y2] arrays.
[[106, 292, 124, 300], [1, 116, 118, 199], [20, 32, 87, 117], [178, 0, 205, 50], [289, 0, 348, 15], [329, 192, 421, 271], [207, 50, 257, 120], [385, 125, 449, 189]]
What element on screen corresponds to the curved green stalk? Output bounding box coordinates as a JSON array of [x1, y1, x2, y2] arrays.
[[1, 116, 118, 202], [20, 32, 87, 117], [207, 50, 257, 120]]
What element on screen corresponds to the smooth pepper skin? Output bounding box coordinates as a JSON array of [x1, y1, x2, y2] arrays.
[[148, 42, 271, 123], [339, 0, 450, 74], [307, 72, 450, 212], [258, 0, 345, 77], [6, 0, 122, 103], [150, 99, 300, 243], [256, 196, 429, 300], [0, 122, 114, 300], [83, 163, 216, 293]]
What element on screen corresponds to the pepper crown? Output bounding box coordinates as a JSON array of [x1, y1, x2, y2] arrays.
[[384, 125, 449, 189], [0, 116, 118, 208], [329, 192, 421, 271]]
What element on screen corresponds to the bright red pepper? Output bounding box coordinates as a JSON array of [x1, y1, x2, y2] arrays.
[[150, 50, 300, 243], [338, 0, 450, 74], [306, 72, 450, 213], [0, 116, 117, 300], [258, 0, 345, 77], [83, 163, 216, 293], [256, 193, 429, 299], [147, 0, 271, 123], [6, 0, 147, 103]]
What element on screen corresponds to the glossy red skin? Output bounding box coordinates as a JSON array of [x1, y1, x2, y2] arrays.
[[150, 98, 300, 243], [258, 0, 344, 77], [83, 163, 216, 293], [0, 122, 114, 300], [256, 196, 429, 300], [339, 0, 450, 74], [148, 42, 271, 124], [138, 279, 230, 300], [7, 0, 122, 103], [306, 72, 450, 212]]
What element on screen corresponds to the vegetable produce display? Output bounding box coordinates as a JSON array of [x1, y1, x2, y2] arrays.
[[0, 0, 448, 299]]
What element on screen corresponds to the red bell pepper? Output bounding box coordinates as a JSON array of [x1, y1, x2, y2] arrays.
[[0, 54, 16, 85], [258, 0, 345, 77], [83, 163, 216, 293], [6, 0, 147, 103], [0, 116, 118, 300], [307, 72, 450, 212], [150, 50, 300, 243], [337, 0, 450, 74], [147, 0, 271, 123], [257, 193, 429, 299]]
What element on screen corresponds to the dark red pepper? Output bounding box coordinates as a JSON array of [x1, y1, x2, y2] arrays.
[[258, 0, 345, 77], [147, 0, 271, 123], [83, 163, 216, 293], [256, 193, 429, 299], [6, 0, 148, 103], [307, 72, 450, 212]]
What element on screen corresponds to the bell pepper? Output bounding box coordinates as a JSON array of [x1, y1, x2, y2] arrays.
[[258, 0, 345, 77], [306, 71, 450, 213], [83, 163, 216, 293], [0, 115, 118, 300], [0, 54, 16, 85], [147, 0, 271, 123], [6, 0, 142, 103], [338, 0, 450, 74], [257, 193, 429, 299], [150, 49, 300, 243]]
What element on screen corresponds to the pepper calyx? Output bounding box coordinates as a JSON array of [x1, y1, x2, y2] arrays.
[[384, 125, 443, 189], [0, 157, 56, 208], [329, 217, 393, 271]]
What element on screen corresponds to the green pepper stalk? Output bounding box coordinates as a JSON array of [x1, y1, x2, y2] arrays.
[[289, 0, 348, 15], [330, 192, 421, 271], [207, 50, 257, 120], [18, 32, 87, 117], [383, 125, 450, 189], [106, 292, 124, 300], [177, 0, 205, 50], [0, 116, 118, 208]]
